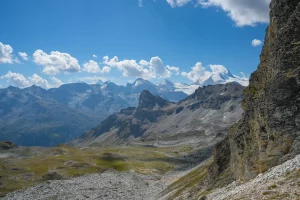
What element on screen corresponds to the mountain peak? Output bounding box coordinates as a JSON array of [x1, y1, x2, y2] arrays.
[[132, 78, 153, 87], [158, 79, 175, 91], [137, 90, 172, 110], [192, 66, 248, 87], [96, 80, 104, 85]]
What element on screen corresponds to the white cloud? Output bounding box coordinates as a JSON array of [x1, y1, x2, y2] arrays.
[[181, 62, 249, 86], [139, 59, 150, 66], [181, 62, 210, 82], [167, 0, 192, 7], [33, 50, 81, 75], [198, 0, 270, 26], [166, 65, 180, 75], [0, 71, 64, 89], [138, 0, 143, 7], [50, 77, 64, 88], [210, 64, 229, 74], [103, 56, 172, 79], [0, 42, 14, 64], [251, 39, 263, 47], [104, 56, 154, 79], [18, 52, 28, 61], [150, 56, 171, 78], [28, 74, 49, 88], [103, 56, 109, 63], [83, 60, 111, 73], [1, 71, 29, 87], [101, 66, 111, 73], [92, 54, 97, 58]]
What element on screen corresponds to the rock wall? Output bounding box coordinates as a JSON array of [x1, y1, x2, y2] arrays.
[[229, 0, 300, 181]]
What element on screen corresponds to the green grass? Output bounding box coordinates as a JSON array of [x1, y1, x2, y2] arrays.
[[0, 145, 177, 196], [161, 158, 213, 200]]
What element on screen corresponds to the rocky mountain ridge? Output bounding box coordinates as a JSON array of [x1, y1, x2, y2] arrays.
[[0, 79, 187, 146], [76, 83, 245, 148]]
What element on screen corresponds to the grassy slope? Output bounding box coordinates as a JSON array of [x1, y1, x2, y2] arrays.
[[0, 144, 201, 197]]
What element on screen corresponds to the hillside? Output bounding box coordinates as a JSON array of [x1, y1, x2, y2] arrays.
[[76, 83, 244, 148], [0, 79, 187, 146], [0, 86, 99, 146]]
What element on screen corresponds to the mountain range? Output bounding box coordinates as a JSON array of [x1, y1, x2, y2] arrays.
[[76, 83, 245, 148], [0, 73, 247, 146]]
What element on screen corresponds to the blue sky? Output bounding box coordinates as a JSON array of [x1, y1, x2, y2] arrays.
[[0, 0, 270, 88]]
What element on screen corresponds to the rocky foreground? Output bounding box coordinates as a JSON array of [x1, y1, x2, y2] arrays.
[[3, 154, 299, 200], [3, 171, 169, 200], [208, 154, 300, 200]]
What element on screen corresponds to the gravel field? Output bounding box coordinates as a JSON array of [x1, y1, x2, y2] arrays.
[[3, 171, 169, 200], [4, 154, 300, 200]]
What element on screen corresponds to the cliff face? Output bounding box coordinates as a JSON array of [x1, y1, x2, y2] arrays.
[[229, 0, 300, 181]]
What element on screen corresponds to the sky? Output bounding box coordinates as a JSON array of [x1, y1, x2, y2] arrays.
[[0, 0, 270, 88]]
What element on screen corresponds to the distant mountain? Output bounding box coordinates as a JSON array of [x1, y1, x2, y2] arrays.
[[192, 67, 249, 87], [96, 80, 104, 85], [75, 83, 245, 147], [158, 79, 175, 91], [0, 79, 189, 146], [0, 75, 247, 146], [125, 78, 189, 102], [0, 86, 99, 146]]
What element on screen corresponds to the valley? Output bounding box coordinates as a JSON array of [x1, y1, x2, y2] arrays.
[[0, 0, 300, 199], [0, 143, 210, 198]]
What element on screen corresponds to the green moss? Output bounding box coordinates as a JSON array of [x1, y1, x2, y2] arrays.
[[268, 184, 277, 190]]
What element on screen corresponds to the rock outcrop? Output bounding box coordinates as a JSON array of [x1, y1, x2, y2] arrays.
[[0, 141, 17, 150], [215, 0, 300, 182]]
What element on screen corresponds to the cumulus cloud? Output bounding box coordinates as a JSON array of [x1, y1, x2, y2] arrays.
[[28, 74, 49, 88], [181, 62, 210, 82], [50, 77, 64, 88], [92, 54, 97, 58], [1, 71, 29, 87], [0, 42, 14, 64], [166, 65, 180, 75], [103, 56, 173, 79], [150, 56, 171, 78], [167, 0, 192, 7], [252, 39, 263, 47], [104, 56, 154, 79], [139, 60, 150, 66], [198, 0, 270, 26], [0, 71, 64, 88], [210, 64, 230, 74], [82, 60, 111, 73], [33, 50, 81, 75], [18, 52, 28, 61]]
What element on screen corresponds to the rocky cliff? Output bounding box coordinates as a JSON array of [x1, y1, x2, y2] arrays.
[[220, 0, 300, 181]]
